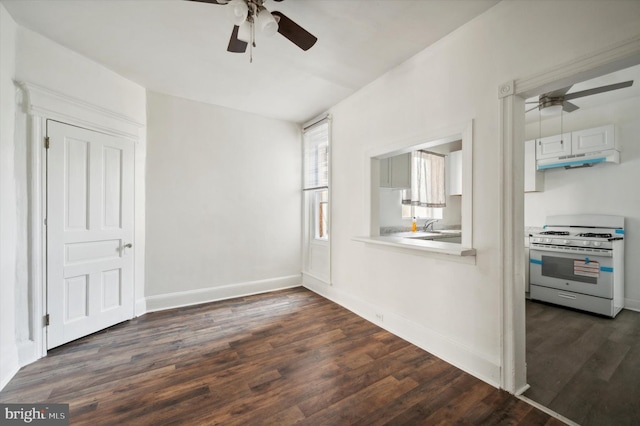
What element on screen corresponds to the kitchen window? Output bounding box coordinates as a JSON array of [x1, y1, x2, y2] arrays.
[[401, 150, 446, 219]]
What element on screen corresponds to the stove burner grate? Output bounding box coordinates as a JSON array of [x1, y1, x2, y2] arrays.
[[540, 231, 570, 235], [577, 233, 612, 238]]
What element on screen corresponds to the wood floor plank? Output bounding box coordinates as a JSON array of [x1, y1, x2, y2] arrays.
[[525, 299, 640, 425], [1, 288, 556, 425]]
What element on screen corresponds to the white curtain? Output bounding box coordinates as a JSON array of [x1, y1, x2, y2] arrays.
[[402, 150, 446, 208]]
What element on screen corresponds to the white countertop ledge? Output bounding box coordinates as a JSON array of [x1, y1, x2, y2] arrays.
[[353, 236, 476, 257]]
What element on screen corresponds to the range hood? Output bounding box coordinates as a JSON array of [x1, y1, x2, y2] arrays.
[[537, 149, 620, 170]]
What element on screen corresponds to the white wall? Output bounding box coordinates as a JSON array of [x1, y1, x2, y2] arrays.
[[525, 95, 640, 309], [145, 91, 302, 310], [306, 0, 640, 387], [0, 2, 20, 390]]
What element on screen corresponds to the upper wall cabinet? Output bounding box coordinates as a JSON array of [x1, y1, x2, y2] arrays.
[[572, 124, 616, 154], [447, 150, 462, 196], [380, 153, 411, 189], [534, 124, 619, 170], [535, 132, 572, 160], [535, 125, 616, 160]]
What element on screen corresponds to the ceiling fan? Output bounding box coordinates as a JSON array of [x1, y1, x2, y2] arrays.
[[187, 0, 317, 58], [526, 80, 634, 115]]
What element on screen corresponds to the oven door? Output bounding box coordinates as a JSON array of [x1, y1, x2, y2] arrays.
[[529, 248, 614, 298]]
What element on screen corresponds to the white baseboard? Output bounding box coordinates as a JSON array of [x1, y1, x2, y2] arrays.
[[17, 339, 39, 367], [0, 346, 20, 392], [303, 279, 501, 389], [624, 297, 640, 312], [135, 298, 147, 317], [302, 271, 330, 288], [145, 274, 302, 312]]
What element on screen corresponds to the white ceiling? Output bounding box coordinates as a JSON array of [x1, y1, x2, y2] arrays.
[[2, 0, 500, 123]]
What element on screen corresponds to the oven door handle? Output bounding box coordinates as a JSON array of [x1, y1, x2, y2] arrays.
[[558, 293, 577, 300]]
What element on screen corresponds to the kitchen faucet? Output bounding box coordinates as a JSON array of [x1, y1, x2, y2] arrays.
[[423, 219, 438, 231]]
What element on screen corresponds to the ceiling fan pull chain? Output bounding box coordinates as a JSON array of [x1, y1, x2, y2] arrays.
[[560, 107, 563, 143]]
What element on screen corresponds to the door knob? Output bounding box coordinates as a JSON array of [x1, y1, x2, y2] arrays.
[[123, 243, 132, 249]]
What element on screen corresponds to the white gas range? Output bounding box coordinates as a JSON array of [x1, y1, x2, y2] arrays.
[[529, 214, 625, 318]]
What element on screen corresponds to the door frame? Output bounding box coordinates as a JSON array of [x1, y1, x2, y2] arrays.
[[17, 81, 144, 361], [498, 35, 640, 394]]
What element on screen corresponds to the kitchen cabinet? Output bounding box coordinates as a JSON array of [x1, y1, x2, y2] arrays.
[[524, 139, 544, 192], [380, 153, 411, 189], [535, 125, 616, 160], [447, 150, 462, 196], [535, 132, 571, 160], [572, 124, 615, 154]]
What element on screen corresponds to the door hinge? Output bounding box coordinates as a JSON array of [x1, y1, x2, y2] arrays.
[[44, 136, 50, 149], [44, 314, 50, 326]]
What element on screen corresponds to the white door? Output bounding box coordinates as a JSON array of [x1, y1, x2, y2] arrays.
[[47, 121, 134, 349]]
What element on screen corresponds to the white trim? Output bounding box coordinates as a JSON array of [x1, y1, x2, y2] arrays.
[[135, 298, 148, 317], [145, 275, 302, 312], [498, 90, 527, 393], [624, 298, 640, 312], [516, 395, 580, 426], [0, 360, 20, 392], [304, 280, 501, 388], [365, 120, 473, 248], [17, 340, 38, 367], [515, 34, 640, 99], [500, 34, 640, 394], [17, 81, 143, 140], [302, 271, 330, 288], [18, 81, 144, 366]]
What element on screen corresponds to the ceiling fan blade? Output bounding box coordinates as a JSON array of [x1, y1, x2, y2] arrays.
[[564, 80, 634, 101], [563, 101, 579, 113], [271, 11, 317, 51], [544, 85, 573, 98], [185, 0, 229, 4], [227, 26, 248, 53]]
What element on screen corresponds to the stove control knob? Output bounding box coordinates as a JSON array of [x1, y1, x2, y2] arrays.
[[562, 240, 569, 244], [593, 241, 602, 247], [582, 240, 590, 246], [544, 238, 552, 243]]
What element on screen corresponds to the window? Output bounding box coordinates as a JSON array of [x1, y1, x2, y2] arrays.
[[303, 119, 329, 241], [401, 150, 446, 219], [315, 190, 329, 240]]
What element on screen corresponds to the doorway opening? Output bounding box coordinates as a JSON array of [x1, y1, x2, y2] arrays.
[[500, 37, 640, 424]]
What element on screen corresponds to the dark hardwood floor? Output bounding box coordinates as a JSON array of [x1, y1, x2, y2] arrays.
[[1, 288, 561, 425], [525, 299, 640, 425]]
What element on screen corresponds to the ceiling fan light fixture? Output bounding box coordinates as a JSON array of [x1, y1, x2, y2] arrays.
[[256, 7, 278, 36], [227, 0, 249, 26], [540, 104, 563, 116], [237, 20, 252, 43], [539, 96, 564, 116]]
